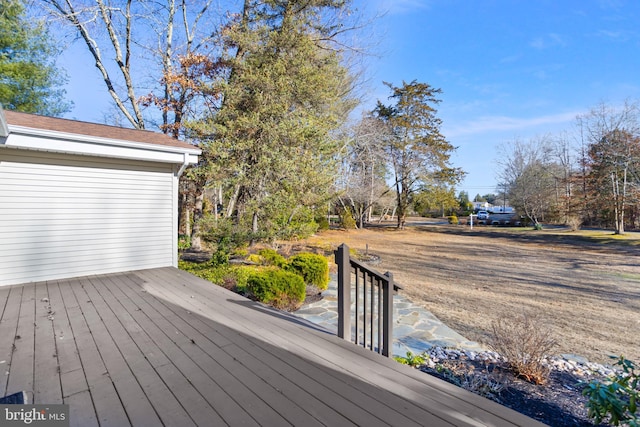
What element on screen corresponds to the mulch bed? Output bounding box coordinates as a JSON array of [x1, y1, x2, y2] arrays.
[[420, 359, 609, 426]]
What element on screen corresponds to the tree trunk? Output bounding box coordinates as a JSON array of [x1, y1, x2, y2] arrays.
[[226, 184, 241, 218], [178, 191, 191, 235], [190, 188, 204, 251], [250, 211, 259, 246], [395, 174, 404, 229], [612, 169, 626, 235]]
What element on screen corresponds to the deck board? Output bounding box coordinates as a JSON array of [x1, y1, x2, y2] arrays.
[[58, 278, 131, 427], [99, 273, 243, 426], [69, 277, 162, 427], [0, 268, 545, 427], [6, 283, 35, 398], [33, 281, 62, 404], [0, 285, 22, 397], [82, 276, 195, 427], [47, 280, 97, 427]]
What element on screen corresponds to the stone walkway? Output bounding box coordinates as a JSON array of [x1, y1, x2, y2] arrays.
[[294, 277, 485, 358]]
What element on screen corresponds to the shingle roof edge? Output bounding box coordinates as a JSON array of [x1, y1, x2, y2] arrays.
[[2, 109, 200, 153]]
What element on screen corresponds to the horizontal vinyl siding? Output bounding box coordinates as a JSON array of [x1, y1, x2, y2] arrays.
[[0, 148, 175, 286]]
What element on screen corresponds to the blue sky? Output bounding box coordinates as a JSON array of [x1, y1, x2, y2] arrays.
[[57, 0, 640, 198], [355, 0, 640, 197]]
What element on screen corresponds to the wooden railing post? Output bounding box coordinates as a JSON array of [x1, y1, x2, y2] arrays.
[[383, 272, 394, 357], [335, 244, 351, 342]]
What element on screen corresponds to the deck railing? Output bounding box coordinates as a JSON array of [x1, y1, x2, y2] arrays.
[[334, 243, 401, 357]]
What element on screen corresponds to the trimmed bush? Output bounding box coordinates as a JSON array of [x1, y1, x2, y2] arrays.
[[448, 215, 459, 225], [178, 261, 253, 292], [246, 269, 306, 309], [287, 252, 330, 290], [257, 248, 287, 267]]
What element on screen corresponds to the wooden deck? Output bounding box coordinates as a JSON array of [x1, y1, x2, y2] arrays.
[[0, 267, 544, 426]]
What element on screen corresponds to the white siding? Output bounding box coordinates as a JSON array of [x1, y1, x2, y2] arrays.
[[0, 148, 176, 286]]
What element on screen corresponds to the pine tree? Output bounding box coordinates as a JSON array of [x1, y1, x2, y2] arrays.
[[192, 0, 356, 242], [373, 80, 463, 229], [0, 0, 70, 115]]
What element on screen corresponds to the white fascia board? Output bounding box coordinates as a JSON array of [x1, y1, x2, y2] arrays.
[[5, 125, 200, 164]]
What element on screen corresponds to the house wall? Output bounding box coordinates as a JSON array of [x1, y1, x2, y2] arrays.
[[0, 146, 177, 286]]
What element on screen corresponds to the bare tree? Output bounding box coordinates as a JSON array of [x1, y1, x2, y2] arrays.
[[336, 116, 391, 227], [579, 101, 640, 234], [497, 136, 557, 228], [550, 132, 579, 224], [40, 0, 216, 130]]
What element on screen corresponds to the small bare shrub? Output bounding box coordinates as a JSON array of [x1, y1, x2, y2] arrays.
[[488, 311, 558, 385], [566, 216, 583, 231]]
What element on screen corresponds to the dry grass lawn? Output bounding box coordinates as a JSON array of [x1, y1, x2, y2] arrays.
[[296, 220, 640, 364]]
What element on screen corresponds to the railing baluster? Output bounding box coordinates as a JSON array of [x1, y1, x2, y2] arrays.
[[383, 272, 394, 357], [354, 265, 360, 346], [378, 278, 382, 354], [370, 274, 374, 351], [335, 243, 400, 357], [336, 244, 351, 342], [362, 269, 367, 349]]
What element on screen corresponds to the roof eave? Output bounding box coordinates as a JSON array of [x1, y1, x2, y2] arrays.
[[4, 125, 200, 165]]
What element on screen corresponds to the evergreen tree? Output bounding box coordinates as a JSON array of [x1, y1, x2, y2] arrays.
[[0, 0, 70, 115], [373, 80, 463, 229], [189, 0, 356, 243]]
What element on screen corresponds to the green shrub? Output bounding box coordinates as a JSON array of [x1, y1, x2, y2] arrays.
[[246, 268, 306, 309], [340, 209, 356, 230], [287, 252, 329, 290], [448, 215, 459, 225], [276, 219, 319, 240], [231, 248, 249, 258], [257, 248, 287, 267], [178, 261, 252, 292], [583, 356, 639, 426], [394, 351, 427, 367], [315, 215, 330, 231], [210, 249, 229, 266], [246, 253, 263, 264], [178, 234, 191, 251]]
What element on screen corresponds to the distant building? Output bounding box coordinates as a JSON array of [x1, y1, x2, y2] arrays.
[[472, 201, 490, 211], [488, 205, 514, 214], [472, 201, 514, 214]]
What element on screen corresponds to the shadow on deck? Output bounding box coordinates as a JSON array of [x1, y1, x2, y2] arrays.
[[0, 267, 543, 426]]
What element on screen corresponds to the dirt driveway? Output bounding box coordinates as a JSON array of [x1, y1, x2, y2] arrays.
[[298, 221, 640, 364]]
